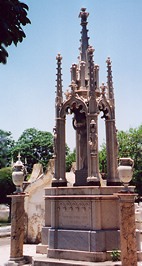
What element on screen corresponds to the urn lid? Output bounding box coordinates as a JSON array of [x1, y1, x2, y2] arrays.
[[12, 153, 24, 170]]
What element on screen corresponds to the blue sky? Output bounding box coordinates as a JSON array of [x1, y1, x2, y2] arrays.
[[0, 0, 142, 150]]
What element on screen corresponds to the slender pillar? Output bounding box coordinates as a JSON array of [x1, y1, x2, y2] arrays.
[[52, 53, 67, 187], [7, 194, 26, 264], [53, 117, 67, 186], [106, 119, 120, 185], [117, 193, 137, 266], [59, 117, 66, 184]]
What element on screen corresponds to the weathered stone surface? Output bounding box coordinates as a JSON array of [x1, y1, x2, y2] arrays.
[[24, 161, 53, 243], [118, 194, 138, 266], [8, 194, 26, 261], [43, 187, 121, 261], [28, 163, 43, 183]]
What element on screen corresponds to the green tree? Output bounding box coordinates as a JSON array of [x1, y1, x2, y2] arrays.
[[0, 129, 14, 168], [66, 148, 76, 172], [0, 167, 15, 205], [11, 128, 54, 173], [117, 125, 142, 196], [99, 143, 107, 179], [0, 0, 31, 64]]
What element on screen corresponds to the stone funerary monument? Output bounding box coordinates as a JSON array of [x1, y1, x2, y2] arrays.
[[34, 8, 139, 265], [53, 7, 119, 188]]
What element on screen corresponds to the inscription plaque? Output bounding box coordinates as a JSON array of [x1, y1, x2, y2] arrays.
[[58, 200, 91, 229]]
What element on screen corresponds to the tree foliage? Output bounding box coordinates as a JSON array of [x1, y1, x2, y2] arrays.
[[99, 143, 107, 179], [0, 0, 31, 64], [117, 125, 142, 196], [0, 129, 14, 168], [66, 148, 76, 172], [11, 128, 54, 173], [0, 167, 15, 204]]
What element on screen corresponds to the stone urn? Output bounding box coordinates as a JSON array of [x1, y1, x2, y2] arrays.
[[117, 157, 134, 191], [12, 153, 26, 193]]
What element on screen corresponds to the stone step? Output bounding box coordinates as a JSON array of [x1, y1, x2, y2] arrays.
[[32, 256, 121, 266]]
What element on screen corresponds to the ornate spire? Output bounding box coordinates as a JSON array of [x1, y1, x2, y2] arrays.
[[106, 57, 115, 119], [79, 8, 89, 62], [88, 46, 95, 96], [88, 46, 97, 113], [106, 57, 114, 102], [56, 53, 63, 117]]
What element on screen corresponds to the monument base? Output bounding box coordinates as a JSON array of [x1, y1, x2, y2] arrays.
[[32, 185, 142, 265]]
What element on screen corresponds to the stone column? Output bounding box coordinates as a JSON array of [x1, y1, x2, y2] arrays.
[[105, 119, 120, 185], [117, 193, 137, 266], [7, 194, 26, 264], [52, 117, 67, 187]]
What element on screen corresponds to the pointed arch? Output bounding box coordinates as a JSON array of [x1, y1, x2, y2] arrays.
[[98, 98, 113, 120], [60, 94, 88, 118]]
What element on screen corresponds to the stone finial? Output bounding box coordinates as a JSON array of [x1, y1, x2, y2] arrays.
[[56, 53, 62, 62], [79, 8, 89, 25], [106, 56, 111, 65]]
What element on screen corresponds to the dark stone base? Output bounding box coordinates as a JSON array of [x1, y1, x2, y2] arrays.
[[74, 169, 88, 186], [52, 181, 67, 187], [107, 181, 121, 186], [87, 181, 100, 186]]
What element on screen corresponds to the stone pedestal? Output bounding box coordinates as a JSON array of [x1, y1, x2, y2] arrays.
[[117, 193, 138, 266], [33, 186, 142, 265], [42, 187, 123, 262], [7, 194, 27, 264]]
